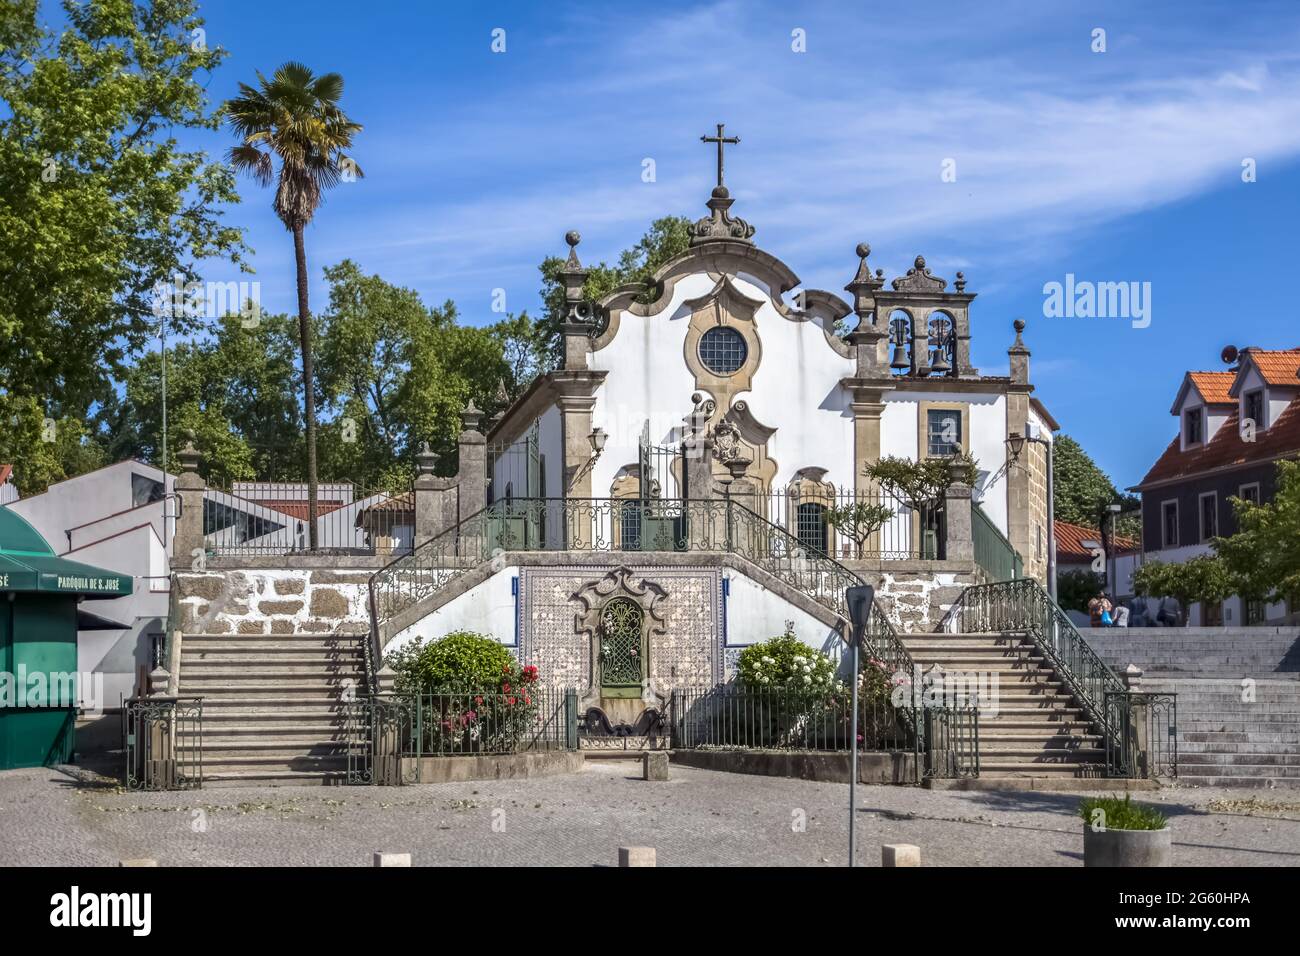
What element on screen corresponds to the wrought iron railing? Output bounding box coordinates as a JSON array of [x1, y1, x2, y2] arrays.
[[203, 480, 414, 556], [123, 696, 204, 791], [670, 684, 915, 753], [343, 687, 578, 785], [971, 501, 1023, 582], [367, 496, 916, 684], [1105, 691, 1178, 779], [919, 705, 981, 779], [754, 487, 923, 560], [941, 577, 1125, 742], [669, 684, 979, 781]]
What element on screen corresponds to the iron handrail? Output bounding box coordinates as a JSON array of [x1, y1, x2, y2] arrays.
[[366, 496, 913, 679], [941, 577, 1125, 739]]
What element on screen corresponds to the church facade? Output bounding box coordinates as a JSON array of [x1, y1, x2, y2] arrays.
[[172, 133, 1057, 744]]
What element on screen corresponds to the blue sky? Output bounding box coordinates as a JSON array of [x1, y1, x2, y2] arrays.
[[56, 0, 1300, 487]]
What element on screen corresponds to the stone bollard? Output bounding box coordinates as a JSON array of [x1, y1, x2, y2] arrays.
[[373, 851, 411, 867], [882, 844, 920, 867], [643, 752, 669, 781], [619, 847, 656, 867], [118, 859, 158, 867]]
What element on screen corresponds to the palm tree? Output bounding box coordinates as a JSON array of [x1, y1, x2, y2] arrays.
[[226, 63, 362, 548]]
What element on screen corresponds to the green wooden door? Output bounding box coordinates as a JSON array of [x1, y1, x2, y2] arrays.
[[0, 596, 77, 770]]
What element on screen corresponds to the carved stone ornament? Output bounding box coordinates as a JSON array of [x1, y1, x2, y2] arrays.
[[891, 255, 948, 293], [690, 186, 756, 245], [572, 568, 669, 710]]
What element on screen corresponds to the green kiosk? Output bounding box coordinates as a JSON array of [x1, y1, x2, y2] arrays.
[[0, 507, 132, 770]]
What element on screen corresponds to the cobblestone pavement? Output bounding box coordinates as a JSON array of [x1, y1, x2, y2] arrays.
[[2, 760, 1298, 867]]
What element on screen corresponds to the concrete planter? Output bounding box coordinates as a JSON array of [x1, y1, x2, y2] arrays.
[[1083, 824, 1172, 867]]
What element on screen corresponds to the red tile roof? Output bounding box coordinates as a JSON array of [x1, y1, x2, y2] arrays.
[[1245, 349, 1300, 388], [1136, 400, 1300, 488], [247, 499, 348, 520], [0, 465, 11, 485], [1055, 520, 1137, 559], [1187, 371, 1236, 405]]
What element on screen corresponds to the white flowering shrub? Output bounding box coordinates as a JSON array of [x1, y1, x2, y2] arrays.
[[736, 622, 838, 696]]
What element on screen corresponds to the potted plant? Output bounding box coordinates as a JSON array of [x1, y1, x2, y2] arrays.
[[1079, 794, 1171, 867]]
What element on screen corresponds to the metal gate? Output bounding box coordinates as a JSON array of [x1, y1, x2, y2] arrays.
[[487, 423, 543, 549], [123, 696, 204, 791], [631, 421, 687, 551], [1105, 691, 1178, 779]]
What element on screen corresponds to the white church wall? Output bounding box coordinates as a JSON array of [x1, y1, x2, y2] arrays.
[[723, 572, 844, 659], [880, 391, 1009, 533], [385, 566, 518, 657], [588, 271, 858, 497]]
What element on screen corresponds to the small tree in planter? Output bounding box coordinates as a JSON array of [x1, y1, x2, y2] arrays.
[[1079, 794, 1171, 867], [864, 454, 978, 559], [825, 500, 896, 559], [1133, 556, 1230, 627]]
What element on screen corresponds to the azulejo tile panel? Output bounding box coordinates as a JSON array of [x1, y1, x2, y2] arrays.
[[518, 565, 722, 692]]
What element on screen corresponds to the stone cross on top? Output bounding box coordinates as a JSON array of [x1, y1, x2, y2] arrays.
[[700, 123, 740, 188]]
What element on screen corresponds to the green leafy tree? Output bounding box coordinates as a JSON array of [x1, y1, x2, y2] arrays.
[[226, 62, 363, 546], [0, 0, 246, 490], [98, 312, 303, 484], [1132, 555, 1231, 626], [1057, 568, 1106, 614], [314, 261, 522, 483], [1215, 459, 1300, 607], [1053, 434, 1140, 540], [825, 500, 896, 558], [536, 215, 691, 368]]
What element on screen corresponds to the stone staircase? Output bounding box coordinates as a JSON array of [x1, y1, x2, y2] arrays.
[[1146, 678, 1300, 789], [903, 630, 1106, 778], [177, 632, 368, 786]]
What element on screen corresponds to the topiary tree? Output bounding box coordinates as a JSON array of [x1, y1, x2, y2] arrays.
[[864, 454, 977, 558]]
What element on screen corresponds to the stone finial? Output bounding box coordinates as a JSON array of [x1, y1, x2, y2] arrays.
[[891, 255, 948, 293], [844, 242, 885, 323], [415, 441, 437, 476], [1123, 663, 1143, 690], [148, 666, 171, 696], [177, 440, 201, 474], [955, 271, 967, 293], [1008, 319, 1030, 384], [689, 186, 755, 246], [560, 231, 587, 305], [460, 400, 483, 433]]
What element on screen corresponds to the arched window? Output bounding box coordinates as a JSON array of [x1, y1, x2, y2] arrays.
[[599, 597, 644, 692], [795, 502, 829, 556]]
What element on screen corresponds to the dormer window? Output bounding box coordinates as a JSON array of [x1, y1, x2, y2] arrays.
[[1184, 407, 1204, 445], [1243, 389, 1265, 431]]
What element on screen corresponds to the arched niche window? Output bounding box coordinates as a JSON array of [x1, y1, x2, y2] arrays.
[[888, 309, 913, 374], [795, 501, 829, 557], [599, 597, 645, 697], [927, 310, 955, 375]]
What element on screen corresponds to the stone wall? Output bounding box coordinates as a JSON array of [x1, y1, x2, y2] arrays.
[[174, 569, 372, 635], [846, 560, 978, 632]]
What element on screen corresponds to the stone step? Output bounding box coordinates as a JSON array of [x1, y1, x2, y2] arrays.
[[1182, 732, 1300, 745], [182, 737, 352, 753], [197, 697, 351, 711], [179, 662, 366, 676], [182, 649, 363, 662], [978, 746, 1104, 760], [978, 761, 1104, 775], [1175, 773, 1300, 787], [180, 751, 348, 769], [1179, 752, 1300, 767], [179, 679, 359, 692], [979, 732, 1104, 744], [198, 715, 349, 730], [977, 718, 1097, 732], [200, 769, 348, 787]]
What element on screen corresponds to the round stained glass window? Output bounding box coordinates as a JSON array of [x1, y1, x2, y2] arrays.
[[698, 326, 748, 374]]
